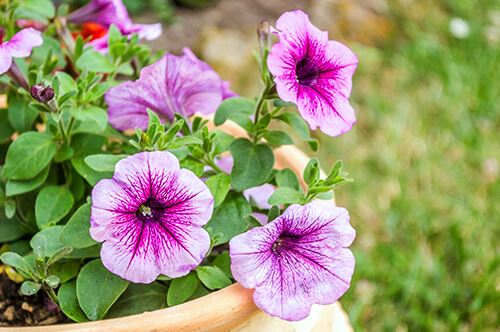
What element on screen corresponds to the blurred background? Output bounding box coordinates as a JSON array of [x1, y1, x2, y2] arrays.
[[73, 0, 499, 330]]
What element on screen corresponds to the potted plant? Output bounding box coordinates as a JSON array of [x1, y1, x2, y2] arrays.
[[0, 1, 358, 330]]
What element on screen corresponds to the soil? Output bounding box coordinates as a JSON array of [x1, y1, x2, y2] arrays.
[[0, 275, 69, 327]]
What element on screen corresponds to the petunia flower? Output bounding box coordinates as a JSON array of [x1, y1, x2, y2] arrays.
[[68, 0, 161, 52], [0, 27, 43, 75], [90, 151, 214, 283], [229, 200, 355, 321], [105, 51, 226, 130], [267, 10, 358, 137]]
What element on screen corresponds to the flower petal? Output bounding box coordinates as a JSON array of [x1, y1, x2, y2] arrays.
[[229, 220, 282, 288], [105, 53, 223, 130], [1, 28, 43, 58], [0, 49, 12, 75], [99, 216, 210, 283]]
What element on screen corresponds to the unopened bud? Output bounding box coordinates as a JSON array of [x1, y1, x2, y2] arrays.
[[257, 21, 271, 52], [30, 84, 55, 103]]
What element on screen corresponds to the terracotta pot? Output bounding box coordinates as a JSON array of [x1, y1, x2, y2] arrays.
[[2, 120, 353, 332]]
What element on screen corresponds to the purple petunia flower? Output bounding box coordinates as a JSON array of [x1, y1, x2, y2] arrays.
[[229, 200, 355, 321], [267, 10, 358, 137], [105, 50, 227, 130], [90, 151, 214, 283], [68, 0, 161, 52], [0, 27, 43, 75]]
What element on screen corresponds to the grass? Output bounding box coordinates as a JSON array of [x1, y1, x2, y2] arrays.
[[313, 1, 499, 330]]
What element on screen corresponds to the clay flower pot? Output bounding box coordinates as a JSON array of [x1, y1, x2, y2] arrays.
[[2, 121, 353, 332]]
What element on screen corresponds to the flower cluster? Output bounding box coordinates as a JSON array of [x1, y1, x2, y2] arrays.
[[0, 1, 357, 324]]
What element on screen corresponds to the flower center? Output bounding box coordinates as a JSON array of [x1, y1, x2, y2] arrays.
[[272, 237, 286, 254], [136, 197, 164, 222], [0, 28, 5, 44], [295, 58, 320, 86]]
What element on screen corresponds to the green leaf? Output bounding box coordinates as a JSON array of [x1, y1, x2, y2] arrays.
[[268, 187, 305, 205], [77, 259, 129, 321], [15, 0, 55, 21], [71, 107, 108, 134], [84, 154, 127, 173], [212, 251, 232, 279], [5, 165, 50, 196], [303, 158, 320, 186], [4, 199, 16, 219], [212, 131, 234, 155], [166, 273, 199, 306], [30, 226, 65, 257], [71, 157, 113, 186], [35, 185, 74, 229], [276, 112, 310, 140], [196, 266, 232, 290], [205, 173, 231, 207], [47, 246, 73, 266], [107, 283, 167, 318], [58, 281, 89, 323], [45, 275, 60, 288], [54, 72, 77, 96], [61, 203, 96, 249], [7, 95, 38, 132], [0, 212, 30, 242], [0, 109, 14, 143], [180, 157, 205, 177], [76, 50, 114, 73], [214, 97, 255, 130], [20, 281, 41, 296], [0, 252, 35, 277], [275, 168, 300, 190], [2, 132, 56, 180], [50, 260, 81, 283], [229, 138, 274, 191], [262, 130, 294, 146], [205, 191, 252, 246], [267, 205, 280, 222]]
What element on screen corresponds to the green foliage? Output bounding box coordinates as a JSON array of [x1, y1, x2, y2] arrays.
[[196, 266, 232, 290], [76, 259, 129, 321], [106, 283, 167, 318], [229, 138, 274, 191], [35, 185, 74, 229], [167, 272, 199, 306], [2, 132, 56, 180], [205, 191, 252, 246]]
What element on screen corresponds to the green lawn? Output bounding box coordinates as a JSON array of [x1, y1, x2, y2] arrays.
[[315, 1, 499, 330]]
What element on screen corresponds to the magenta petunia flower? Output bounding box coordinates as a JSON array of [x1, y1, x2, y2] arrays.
[[267, 10, 358, 137], [105, 51, 226, 130], [0, 28, 43, 75], [90, 151, 214, 283], [68, 0, 161, 51], [229, 200, 355, 321]]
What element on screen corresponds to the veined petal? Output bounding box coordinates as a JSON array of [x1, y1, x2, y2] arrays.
[[105, 53, 223, 130], [1, 28, 42, 58]]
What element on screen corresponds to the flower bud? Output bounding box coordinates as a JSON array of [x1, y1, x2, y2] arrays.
[[30, 84, 55, 103], [257, 20, 271, 53]]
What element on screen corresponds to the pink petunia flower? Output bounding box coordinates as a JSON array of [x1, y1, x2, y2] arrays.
[[267, 10, 358, 137], [105, 50, 227, 130], [90, 151, 214, 283], [68, 0, 161, 52], [0, 28, 43, 75], [229, 200, 355, 321]]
